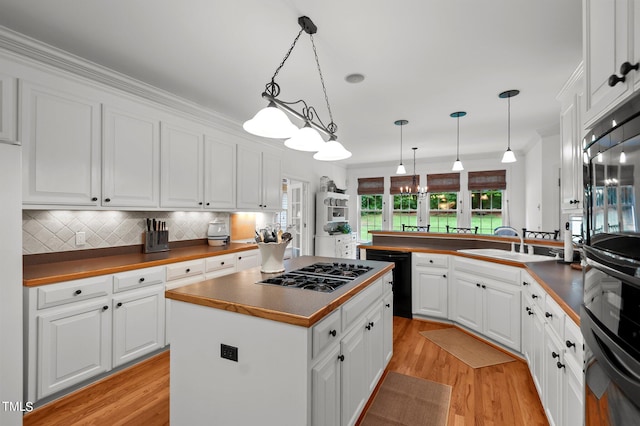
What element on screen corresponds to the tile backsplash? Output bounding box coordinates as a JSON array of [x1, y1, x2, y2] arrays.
[[22, 210, 229, 254]]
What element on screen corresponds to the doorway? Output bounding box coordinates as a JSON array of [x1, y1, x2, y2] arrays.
[[279, 177, 310, 257]]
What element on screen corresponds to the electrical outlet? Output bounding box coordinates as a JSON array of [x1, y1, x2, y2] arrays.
[[75, 231, 86, 246], [221, 344, 238, 362]]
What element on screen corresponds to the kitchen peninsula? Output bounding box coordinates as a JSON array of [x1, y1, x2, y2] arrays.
[[165, 256, 394, 426]]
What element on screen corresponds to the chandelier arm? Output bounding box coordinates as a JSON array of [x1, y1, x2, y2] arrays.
[[262, 93, 332, 137], [310, 34, 335, 132]]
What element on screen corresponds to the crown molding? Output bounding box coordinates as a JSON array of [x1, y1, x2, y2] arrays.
[[0, 25, 240, 131]]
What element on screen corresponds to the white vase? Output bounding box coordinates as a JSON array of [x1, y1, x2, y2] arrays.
[[257, 241, 290, 273]]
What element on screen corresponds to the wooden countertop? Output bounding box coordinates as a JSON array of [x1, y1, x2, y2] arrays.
[[165, 256, 394, 328], [23, 242, 259, 287], [363, 243, 583, 324]]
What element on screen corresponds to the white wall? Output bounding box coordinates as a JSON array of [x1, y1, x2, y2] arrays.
[[346, 151, 527, 240], [524, 132, 561, 233]]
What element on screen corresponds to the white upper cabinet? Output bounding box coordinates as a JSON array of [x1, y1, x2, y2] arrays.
[[558, 66, 585, 214], [21, 81, 101, 206], [237, 145, 282, 211], [204, 132, 236, 209], [583, 0, 640, 126], [160, 121, 204, 208], [102, 105, 160, 208], [0, 72, 17, 143]]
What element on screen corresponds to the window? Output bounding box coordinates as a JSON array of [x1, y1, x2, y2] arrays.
[[429, 192, 458, 232], [427, 173, 460, 232], [358, 177, 384, 242], [468, 170, 506, 234], [392, 194, 418, 230], [470, 190, 503, 234]]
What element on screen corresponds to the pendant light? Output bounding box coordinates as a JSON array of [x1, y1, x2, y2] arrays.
[[450, 111, 466, 171], [395, 119, 408, 174], [244, 16, 351, 160], [499, 89, 519, 163]]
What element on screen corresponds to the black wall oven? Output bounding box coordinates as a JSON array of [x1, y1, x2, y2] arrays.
[[582, 102, 640, 425]]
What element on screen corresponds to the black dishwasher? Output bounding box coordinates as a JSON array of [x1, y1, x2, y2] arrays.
[[365, 249, 412, 318]]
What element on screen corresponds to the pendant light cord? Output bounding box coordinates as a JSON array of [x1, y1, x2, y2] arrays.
[[310, 34, 336, 133], [456, 116, 460, 159], [400, 124, 403, 162], [507, 96, 511, 149]]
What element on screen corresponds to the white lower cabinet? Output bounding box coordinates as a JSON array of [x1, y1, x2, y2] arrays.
[[521, 271, 584, 426], [112, 285, 165, 368], [311, 272, 393, 426], [236, 249, 260, 271], [451, 257, 521, 351], [37, 298, 112, 400], [412, 253, 449, 319]]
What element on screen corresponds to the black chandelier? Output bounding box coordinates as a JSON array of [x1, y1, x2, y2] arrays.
[[243, 16, 351, 161]]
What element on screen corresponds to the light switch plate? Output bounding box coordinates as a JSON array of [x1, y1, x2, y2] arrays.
[[75, 231, 86, 246]]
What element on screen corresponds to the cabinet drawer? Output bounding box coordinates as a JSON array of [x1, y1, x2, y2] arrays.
[[564, 318, 584, 368], [113, 266, 165, 293], [205, 254, 236, 273], [37, 275, 111, 310], [166, 260, 205, 281], [543, 296, 565, 340], [454, 257, 520, 285], [414, 253, 448, 268], [342, 279, 383, 331], [525, 278, 545, 306], [312, 309, 341, 359]]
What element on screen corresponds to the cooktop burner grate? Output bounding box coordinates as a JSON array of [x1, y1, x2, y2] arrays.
[[257, 262, 374, 292]]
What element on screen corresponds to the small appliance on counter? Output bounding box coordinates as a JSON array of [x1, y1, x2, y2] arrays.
[[208, 221, 230, 246]]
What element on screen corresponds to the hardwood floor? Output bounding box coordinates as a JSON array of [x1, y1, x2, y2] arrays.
[[23, 317, 547, 425]]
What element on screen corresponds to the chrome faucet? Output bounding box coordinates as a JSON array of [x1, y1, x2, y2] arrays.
[[501, 226, 525, 253]]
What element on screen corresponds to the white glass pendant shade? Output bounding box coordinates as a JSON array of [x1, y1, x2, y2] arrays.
[[243, 101, 298, 139], [452, 159, 464, 171], [501, 148, 517, 163], [313, 137, 352, 161], [620, 150, 627, 163], [396, 163, 407, 174], [284, 123, 325, 152]]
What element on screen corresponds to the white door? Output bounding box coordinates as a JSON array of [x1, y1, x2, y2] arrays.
[[112, 286, 165, 368], [382, 292, 393, 364], [103, 105, 160, 208], [364, 305, 384, 394], [288, 181, 305, 257], [451, 274, 483, 332], [37, 299, 111, 399]]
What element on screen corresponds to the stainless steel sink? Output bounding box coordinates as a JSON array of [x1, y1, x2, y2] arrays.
[[457, 248, 554, 263]]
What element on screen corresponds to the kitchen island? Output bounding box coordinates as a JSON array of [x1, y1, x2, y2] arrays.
[[165, 256, 394, 426]]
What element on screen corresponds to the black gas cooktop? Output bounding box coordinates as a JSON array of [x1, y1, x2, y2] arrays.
[[258, 262, 374, 293]]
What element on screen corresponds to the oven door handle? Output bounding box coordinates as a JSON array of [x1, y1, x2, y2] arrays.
[[582, 307, 640, 399]]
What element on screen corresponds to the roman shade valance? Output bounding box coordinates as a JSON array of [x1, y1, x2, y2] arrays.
[[427, 173, 460, 192], [468, 170, 507, 190], [357, 177, 384, 195], [390, 175, 421, 195]]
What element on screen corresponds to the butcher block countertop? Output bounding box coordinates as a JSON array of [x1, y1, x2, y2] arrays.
[[23, 241, 259, 287], [165, 256, 394, 328]]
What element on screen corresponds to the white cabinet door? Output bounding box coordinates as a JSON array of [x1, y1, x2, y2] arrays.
[[413, 266, 448, 318], [583, 0, 634, 125], [563, 363, 584, 426], [160, 121, 203, 208], [0, 73, 17, 142], [382, 292, 393, 364], [236, 250, 259, 271], [531, 305, 546, 397], [103, 106, 160, 208], [21, 81, 101, 206], [559, 70, 584, 213], [483, 278, 521, 351], [112, 286, 165, 368], [204, 135, 236, 209], [451, 273, 483, 333], [521, 295, 534, 365], [261, 151, 282, 211], [37, 298, 111, 399], [365, 304, 384, 395], [236, 145, 262, 209], [311, 345, 341, 426], [543, 328, 564, 426], [341, 320, 367, 426]]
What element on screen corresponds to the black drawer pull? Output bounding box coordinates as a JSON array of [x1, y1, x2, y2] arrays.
[[429, 259, 433, 263], [221, 261, 225, 265], [566, 340, 576, 348], [557, 361, 565, 370], [528, 311, 534, 316], [522, 281, 529, 286], [139, 277, 145, 283], [385, 303, 390, 308], [481, 284, 486, 289], [476, 283, 481, 287], [329, 329, 336, 337], [552, 351, 559, 359], [545, 312, 553, 318], [116, 302, 123, 308], [102, 305, 109, 311], [186, 268, 191, 273], [532, 294, 539, 299], [74, 289, 82, 295], [442, 274, 447, 278], [338, 354, 345, 362]]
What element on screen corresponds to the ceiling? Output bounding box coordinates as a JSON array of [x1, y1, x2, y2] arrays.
[[0, 0, 582, 167]]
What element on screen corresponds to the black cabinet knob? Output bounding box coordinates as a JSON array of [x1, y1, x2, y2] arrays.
[[385, 303, 390, 308], [557, 361, 565, 370], [532, 294, 539, 299], [369, 321, 375, 328], [102, 305, 109, 311], [522, 281, 529, 286], [206, 202, 210, 206], [476, 283, 481, 287], [528, 311, 534, 316], [186, 268, 191, 273], [442, 274, 447, 278], [545, 312, 553, 318], [569, 199, 580, 205], [74, 289, 82, 295], [338, 354, 345, 362], [329, 329, 337, 337], [608, 73, 626, 87], [116, 302, 123, 307], [91, 197, 98, 202], [366, 324, 371, 330], [198, 202, 203, 205], [429, 259, 434, 263], [566, 340, 576, 348], [481, 284, 486, 289], [552, 351, 559, 359], [525, 307, 531, 312], [139, 277, 145, 282], [620, 61, 639, 76], [221, 261, 225, 265], [104, 198, 111, 203]]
